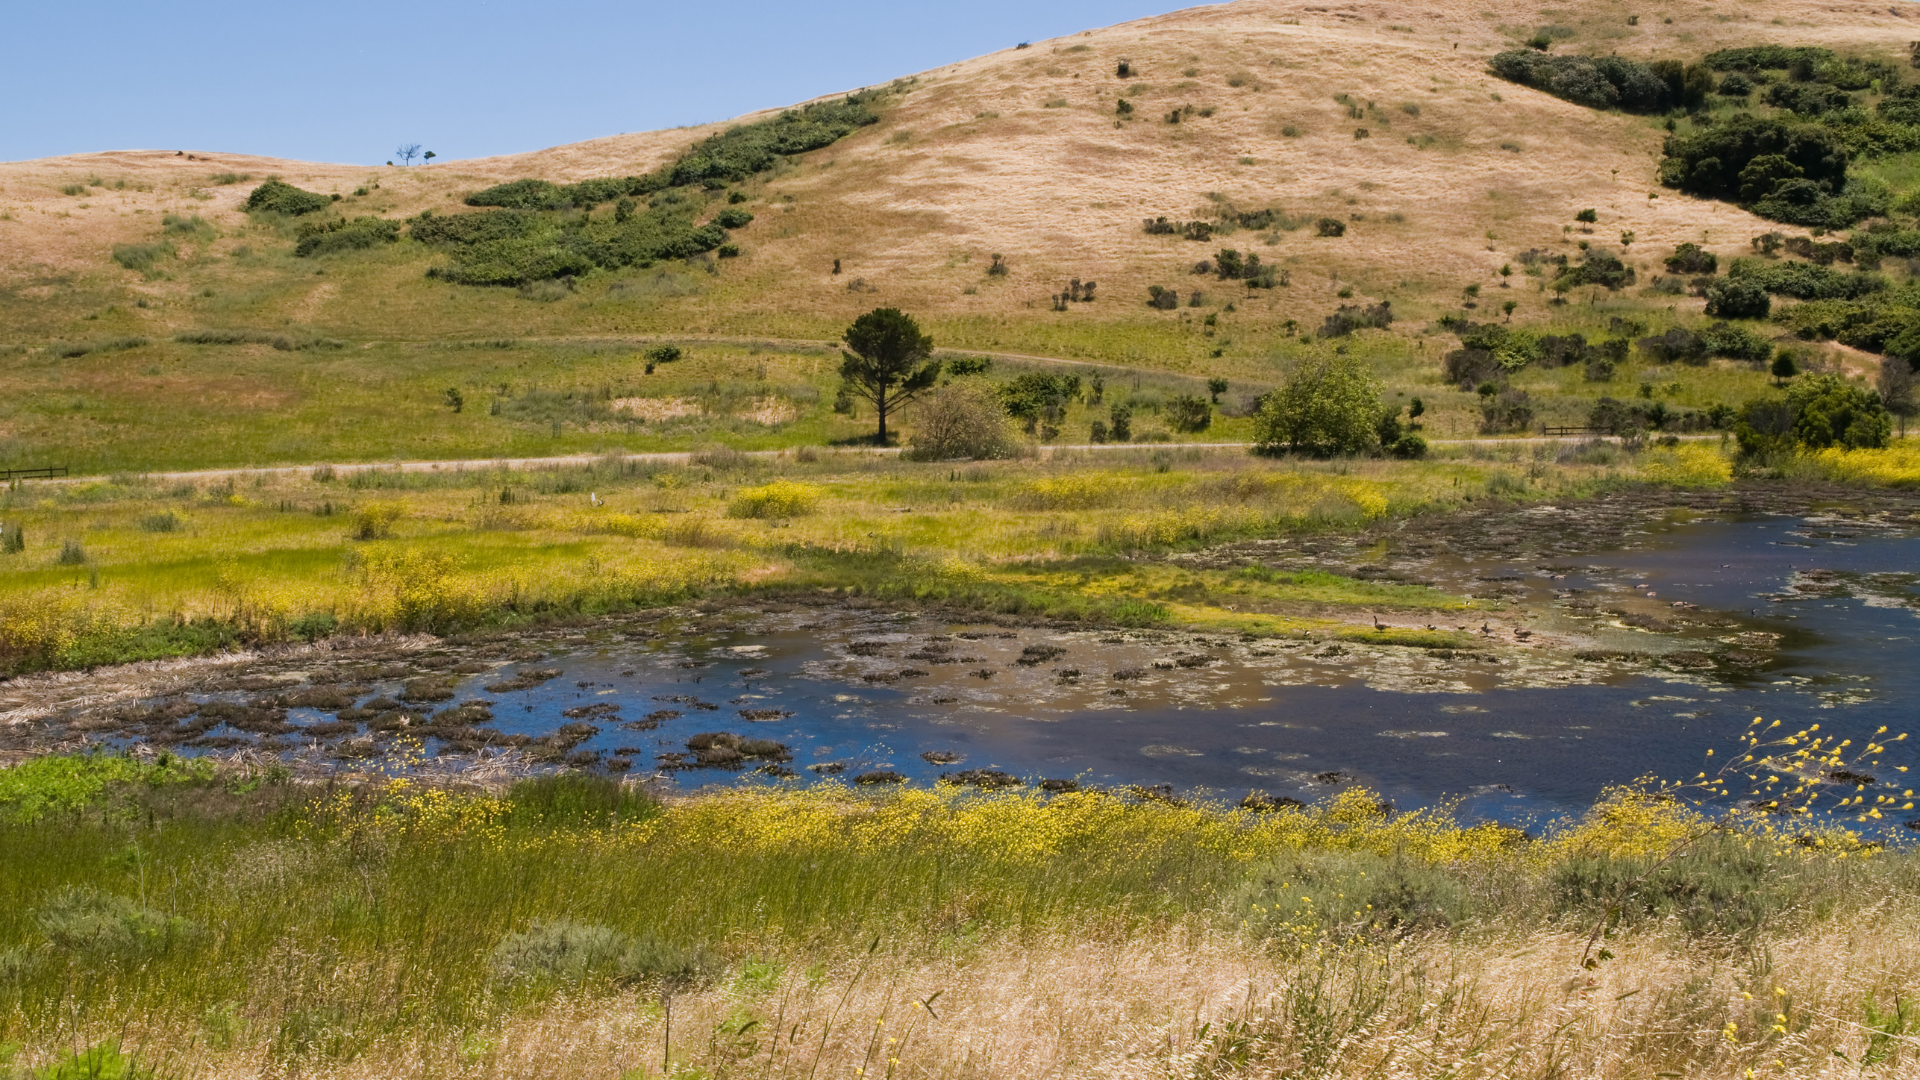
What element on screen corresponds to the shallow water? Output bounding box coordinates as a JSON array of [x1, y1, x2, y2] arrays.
[[113, 511, 1920, 833]]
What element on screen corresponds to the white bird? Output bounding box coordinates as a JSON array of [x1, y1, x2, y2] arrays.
[[589, 492, 602, 506]]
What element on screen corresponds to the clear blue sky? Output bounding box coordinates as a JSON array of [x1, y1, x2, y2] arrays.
[[3, 0, 1177, 164]]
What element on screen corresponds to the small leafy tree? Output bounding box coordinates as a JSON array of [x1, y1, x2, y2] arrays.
[[1206, 377, 1228, 403], [1167, 394, 1212, 432], [904, 381, 1018, 461], [839, 308, 939, 444], [1770, 351, 1799, 386], [1109, 403, 1133, 442], [1736, 374, 1892, 454], [1877, 355, 1915, 436], [1253, 354, 1383, 456]]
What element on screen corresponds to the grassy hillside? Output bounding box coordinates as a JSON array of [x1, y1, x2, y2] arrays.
[[3, 0, 1917, 472], [1, 758, 1915, 1079]]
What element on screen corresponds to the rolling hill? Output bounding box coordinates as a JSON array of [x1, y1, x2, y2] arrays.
[[0, 0, 1915, 470]]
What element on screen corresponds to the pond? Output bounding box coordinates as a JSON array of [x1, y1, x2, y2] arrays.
[[52, 505, 1920, 836]]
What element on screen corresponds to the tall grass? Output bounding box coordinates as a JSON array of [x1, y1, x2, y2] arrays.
[[0, 449, 1664, 673], [0, 758, 1913, 1078]]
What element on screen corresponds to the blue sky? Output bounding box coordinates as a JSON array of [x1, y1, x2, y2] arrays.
[[3, 0, 1176, 164]]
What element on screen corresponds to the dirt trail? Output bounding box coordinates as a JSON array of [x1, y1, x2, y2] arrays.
[[29, 434, 1721, 489]]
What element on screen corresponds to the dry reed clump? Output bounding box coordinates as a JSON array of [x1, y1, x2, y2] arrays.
[[413, 916, 1920, 1080]]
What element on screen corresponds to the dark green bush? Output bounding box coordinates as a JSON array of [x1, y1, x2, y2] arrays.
[[1728, 258, 1884, 300], [464, 178, 567, 210], [1736, 373, 1892, 453], [1637, 325, 1771, 365], [293, 216, 400, 258], [1763, 81, 1854, 116], [1318, 302, 1392, 338], [1658, 114, 1848, 206], [1699, 321, 1775, 361], [409, 209, 540, 246], [1664, 242, 1718, 275], [1314, 217, 1347, 237], [1388, 432, 1428, 459], [1552, 248, 1635, 291], [1702, 45, 1834, 72], [1488, 50, 1704, 112], [668, 95, 880, 187], [999, 373, 1081, 433], [1703, 277, 1771, 318], [243, 179, 335, 216], [713, 207, 754, 229]]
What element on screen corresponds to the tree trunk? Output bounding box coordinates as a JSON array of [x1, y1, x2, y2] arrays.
[[875, 387, 890, 444]]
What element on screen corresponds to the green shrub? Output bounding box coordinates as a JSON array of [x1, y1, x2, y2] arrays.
[[409, 209, 540, 246], [1704, 277, 1771, 318], [665, 95, 880, 186], [1658, 114, 1856, 223], [137, 512, 182, 533], [1763, 81, 1854, 116], [466, 179, 571, 209], [1552, 248, 1634, 291], [111, 241, 174, 274], [1736, 373, 1892, 454], [160, 212, 214, 238], [1166, 394, 1213, 433], [1317, 302, 1393, 338], [999, 373, 1081, 434], [1664, 242, 1718, 275], [293, 216, 400, 258], [1479, 388, 1535, 433], [1253, 353, 1383, 456], [1702, 45, 1833, 72], [243, 179, 335, 216], [713, 207, 754, 229], [489, 920, 711, 987], [1488, 50, 1703, 112], [56, 540, 86, 565], [1728, 258, 1884, 300], [1, 524, 22, 555], [37, 886, 201, 959], [1314, 217, 1347, 237]]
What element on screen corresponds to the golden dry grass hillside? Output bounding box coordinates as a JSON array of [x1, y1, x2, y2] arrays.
[[3, 0, 1919, 477], [2, 0, 1913, 338]]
